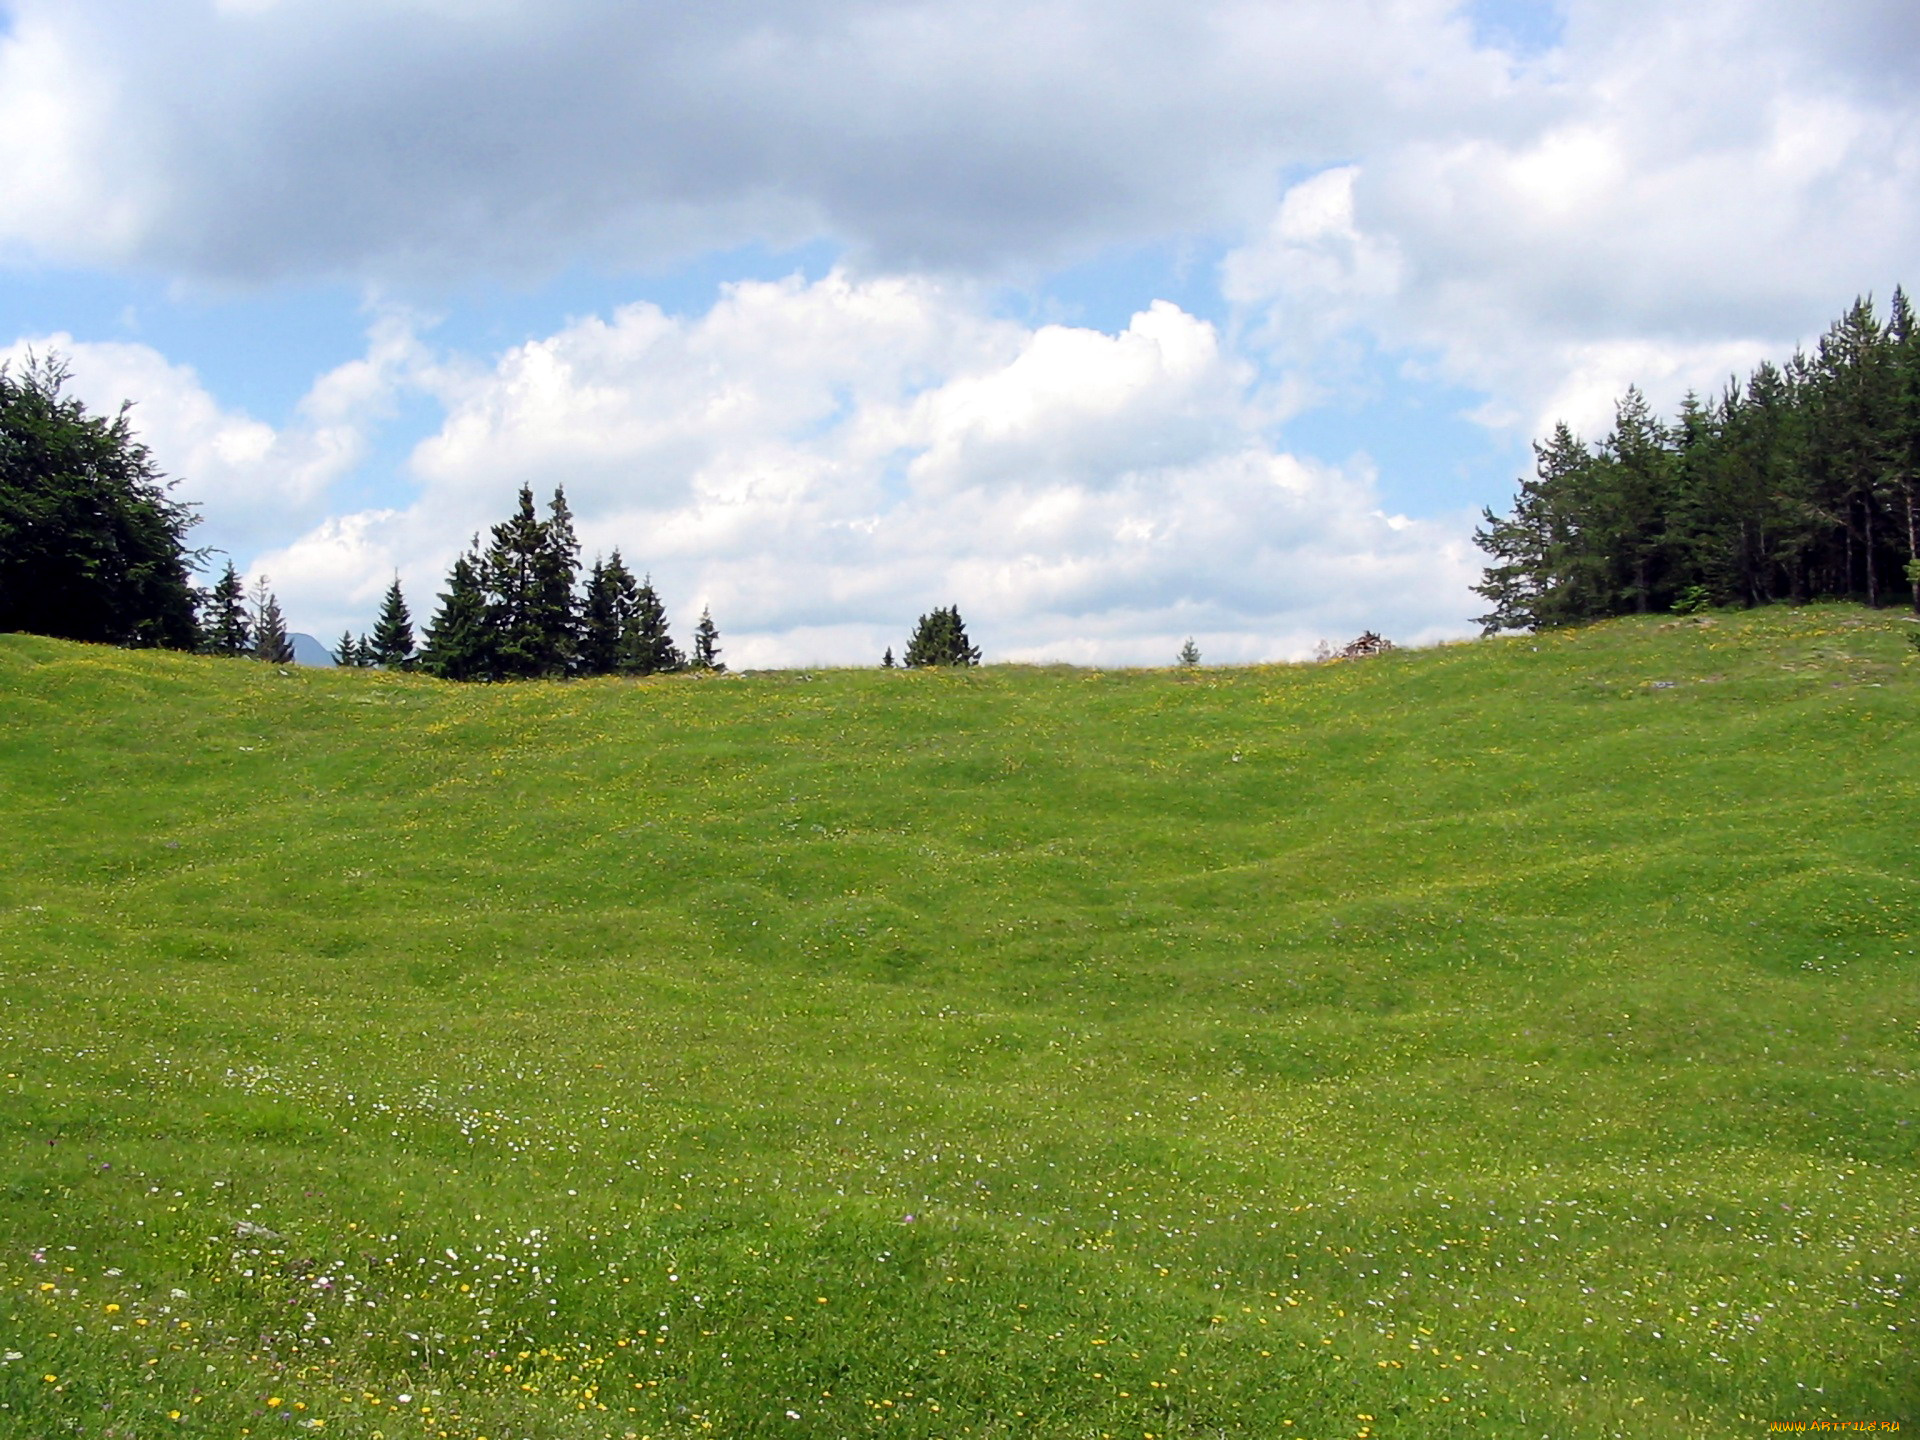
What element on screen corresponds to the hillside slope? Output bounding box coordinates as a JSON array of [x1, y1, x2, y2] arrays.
[[0, 606, 1915, 1438]]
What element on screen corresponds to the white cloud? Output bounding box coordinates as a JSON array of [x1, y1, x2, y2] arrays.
[[242, 273, 1477, 661], [1224, 0, 1920, 440], [3, 315, 427, 562]]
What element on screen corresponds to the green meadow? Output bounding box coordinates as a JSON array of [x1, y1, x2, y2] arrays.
[[0, 605, 1915, 1440]]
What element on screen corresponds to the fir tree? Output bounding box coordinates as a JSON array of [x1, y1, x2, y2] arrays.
[[249, 575, 293, 663], [333, 629, 358, 667], [1177, 637, 1200, 666], [882, 647, 895, 668], [370, 577, 415, 668], [903, 606, 981, 666], [691, 605, 723, 671], [420, 549, 492, 681], [203, 561, 251, 656]]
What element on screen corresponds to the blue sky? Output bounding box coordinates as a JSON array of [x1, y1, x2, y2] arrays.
[[2, 0, 1913, 665]]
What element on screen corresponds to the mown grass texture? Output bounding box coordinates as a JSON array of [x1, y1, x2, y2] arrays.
[[0, 604, 1915, 1440]]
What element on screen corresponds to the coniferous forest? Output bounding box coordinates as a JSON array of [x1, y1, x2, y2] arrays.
[[1475, 290, 1920, 632]]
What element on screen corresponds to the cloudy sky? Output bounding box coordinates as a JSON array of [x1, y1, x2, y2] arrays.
[[3, 0, 1915, 665]]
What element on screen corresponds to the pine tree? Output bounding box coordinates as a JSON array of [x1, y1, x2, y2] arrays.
[[420, 549, 492, 681], [1177, 637, 1200, 666], [249, 575, 293, 663], [203, 561, 251, 656], [334, 629, 358, 667], [903, 606, 981, 666], [691, 605, 723, 671], [882, 647, 895, 668], [370, 577, 415, 668], [627, 574, 683, 674]]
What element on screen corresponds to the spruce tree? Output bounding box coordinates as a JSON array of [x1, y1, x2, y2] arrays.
[[578, 556, 619, 676], [627, 574, 683, 674], [203, 561, 252, 656], [578, 551, 642, 676], [249, 576, 294, 663], [334, 629, 358, 667], [882, 647, 895, 668], [1177, 637, 1200, 666], [420, 549, 492, 681], [370, 577, 415, 668], [532, 487, 580, 672], [903, 606, 981, 666], [691, 605, 723, 671], [479, 486, 550, 678]]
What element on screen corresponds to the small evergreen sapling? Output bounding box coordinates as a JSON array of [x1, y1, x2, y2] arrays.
[[1177, 637, 1201, 666], [691, 605, 723, 671], [249, 576, 293, 664]]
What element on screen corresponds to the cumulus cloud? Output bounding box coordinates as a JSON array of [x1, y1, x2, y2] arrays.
[[1225, 0, 1920, 439], [240, 274, 1478, 662]]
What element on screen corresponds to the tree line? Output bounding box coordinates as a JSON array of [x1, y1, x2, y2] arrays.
[[1475, 290, 1920, 632], [394, 484, 721, 681]]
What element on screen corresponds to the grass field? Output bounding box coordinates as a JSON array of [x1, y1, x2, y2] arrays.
[[0, 605, 1915, 1439]]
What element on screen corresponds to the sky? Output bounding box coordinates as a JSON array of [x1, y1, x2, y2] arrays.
[[2, 0, 1916, 666]]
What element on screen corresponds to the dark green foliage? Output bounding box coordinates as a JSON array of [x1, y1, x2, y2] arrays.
[[1177, 637, 1200, 666], [882, 646, 895, 668], [478, 486, 577, 679], [415, 490, 709, 683], [419, 550, 492, 681], [333, 629, 359, 667], [628, 574, 683, 675], [370, 577, 415, 668], [903, 605, 981, 666], [577, 554, 628, 677], [0, 353, 200, 647], [249, 576, 293, 664], [202, 561, 251, 657], [691, 604, 723, 671], [1476, 290, 1920, 630]]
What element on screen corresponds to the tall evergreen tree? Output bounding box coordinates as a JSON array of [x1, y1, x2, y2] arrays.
[[691, 605, 723, 671], [478, 485, 553, 678], [577, 551, 643, 676], [249, 575, 293, 663], [627, 574, 683, 674], [370, 576, 416, 668], [420, 549, 492, 681], [202, 561, 252, 656], [903, 606, 981, 666], [333, 630, 358, 667], [532, 487, 580, 672], [0, 352, 201, 648]]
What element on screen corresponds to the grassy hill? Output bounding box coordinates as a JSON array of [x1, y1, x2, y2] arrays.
[[0, 606, 1914, 1439]]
